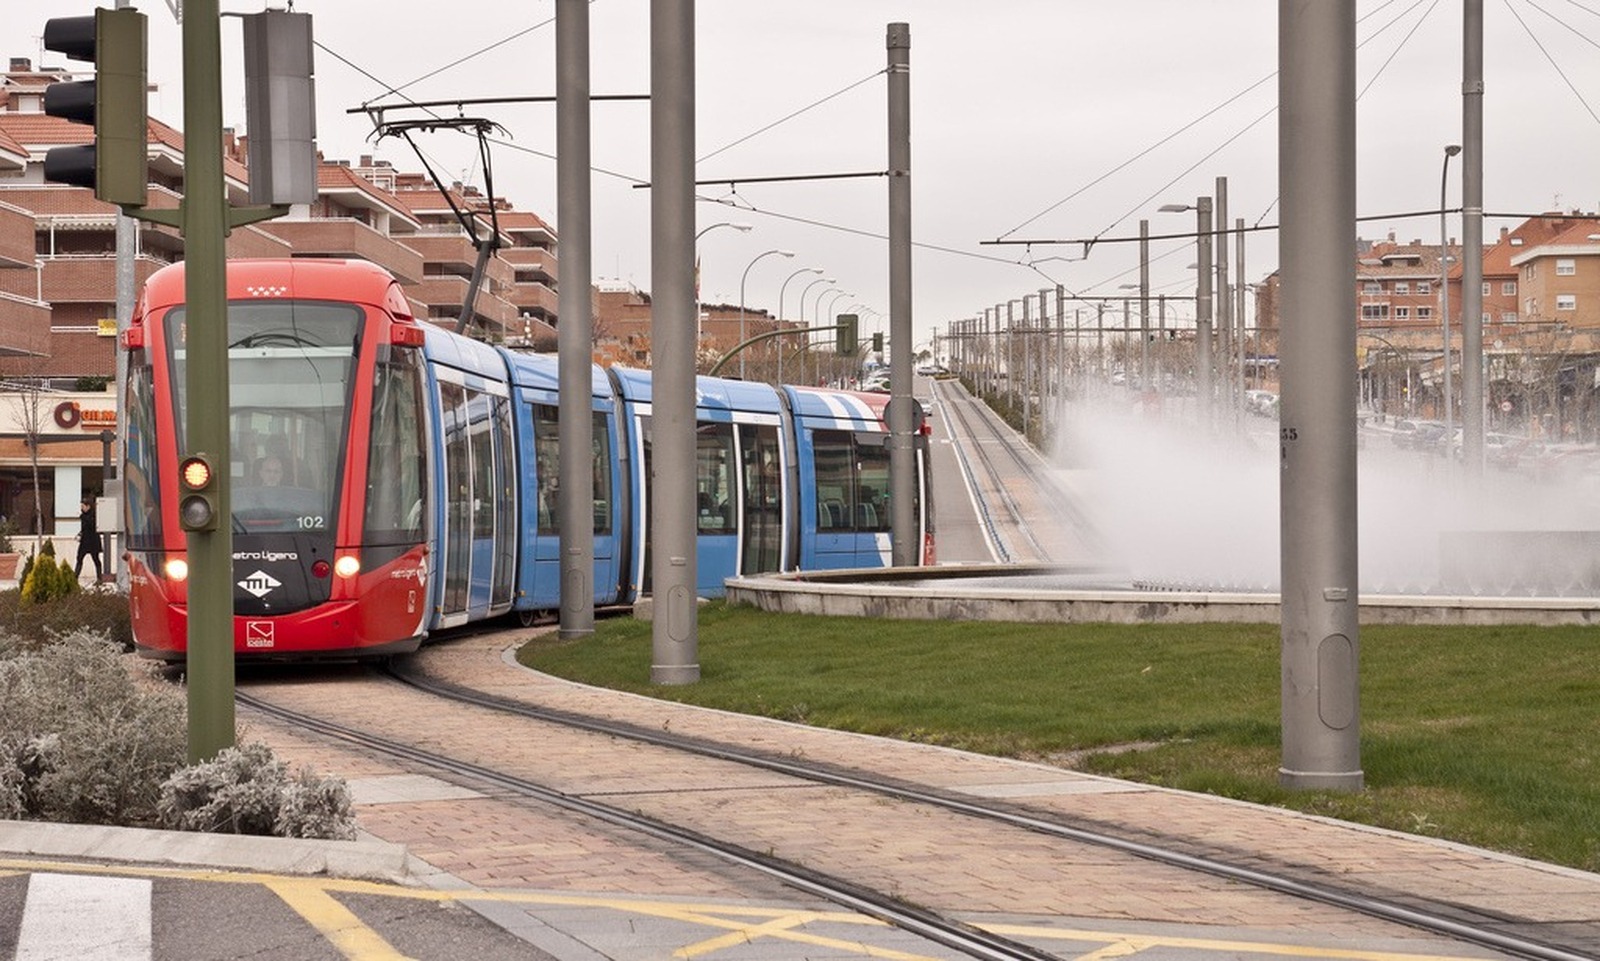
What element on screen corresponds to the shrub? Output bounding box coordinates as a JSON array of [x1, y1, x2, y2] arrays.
[[0, 631, 355, 841], [157, 742, 357, 840], [19, 540, 78, 606], [0, 634, 186, 825], [0, 587, 133, 651]]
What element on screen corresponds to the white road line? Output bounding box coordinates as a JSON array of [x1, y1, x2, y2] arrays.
[[17, 872, 152, 961]]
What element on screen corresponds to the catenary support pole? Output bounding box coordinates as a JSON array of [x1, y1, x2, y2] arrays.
[[649, 0, 699, 682], [1195, 197, 1214, 427], [1460, 0, 1485, 477], [182, 0, 234, 762], [557, 0, 595, 640], [1277, 0, 1362, 791], [887, 22, 916, 566]]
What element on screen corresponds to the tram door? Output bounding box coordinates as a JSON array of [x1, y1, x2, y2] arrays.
[[738, 423, 785, 575], [436, 373, 515, 625]]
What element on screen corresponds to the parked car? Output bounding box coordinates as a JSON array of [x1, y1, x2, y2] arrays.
[[1391, 419, 1447, 450]]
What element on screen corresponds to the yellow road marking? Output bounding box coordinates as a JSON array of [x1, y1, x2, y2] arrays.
[[0, 858, 1498, 961], [264, 878, 417, 961], [668, 908, 943, 960]]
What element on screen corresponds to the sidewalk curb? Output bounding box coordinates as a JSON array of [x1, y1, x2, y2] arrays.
[[0, 819, 413, 882]]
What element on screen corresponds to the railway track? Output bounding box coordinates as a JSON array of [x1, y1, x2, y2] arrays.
[[237, 644, 1595, 961], [929, 379, 1100, 565]]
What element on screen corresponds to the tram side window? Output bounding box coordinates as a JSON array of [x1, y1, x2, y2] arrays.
[[532, 404, 559, 534], [124, 354, 163, 549], [695, 422, 735, 533], [531, 404, 612, 536], [810, 430, 891, 533], [364, 353, 426, 544], [468, 391, 495, 539], [812, 430, 854, 531], [854, 437, 891, 532]]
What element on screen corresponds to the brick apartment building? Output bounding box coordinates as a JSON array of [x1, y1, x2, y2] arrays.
[[1253, 211, 1600, 436]]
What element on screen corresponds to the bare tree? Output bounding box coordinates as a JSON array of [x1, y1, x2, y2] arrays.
[[5, 376, 51, 536]]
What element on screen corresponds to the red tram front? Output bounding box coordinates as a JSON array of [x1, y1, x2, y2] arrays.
[[124, 259, 431, 659]]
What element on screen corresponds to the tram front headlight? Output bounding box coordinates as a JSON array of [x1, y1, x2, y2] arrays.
[[333, 555, 361, 578], [163, 557, 189, 582]]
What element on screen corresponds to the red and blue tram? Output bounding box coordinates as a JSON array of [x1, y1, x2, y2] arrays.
[[122, 258, 933, 660]]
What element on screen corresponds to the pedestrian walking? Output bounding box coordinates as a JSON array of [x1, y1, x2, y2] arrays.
[[75, 497, 102, 580]]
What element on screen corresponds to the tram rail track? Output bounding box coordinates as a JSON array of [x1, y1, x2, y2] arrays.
[[361, 649, 1593, 961], [235, 682, 1058, 961], [930, 379, 1102, 565]]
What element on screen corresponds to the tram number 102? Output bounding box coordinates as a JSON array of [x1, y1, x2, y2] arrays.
[[297, 515, 327, 530]]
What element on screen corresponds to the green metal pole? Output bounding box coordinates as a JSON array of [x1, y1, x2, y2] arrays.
[[182, 0, 235, 762]]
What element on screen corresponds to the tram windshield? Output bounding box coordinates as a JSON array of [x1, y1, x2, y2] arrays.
[[165, 301, 362, 533]]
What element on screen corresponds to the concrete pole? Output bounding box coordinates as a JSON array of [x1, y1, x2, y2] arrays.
[[649, 0, 699, 683], [557, 0, 595, 640], [1278, 0, 1362, 792], [182, 0, 234, 762], [886, 22, 916, 567], [1055, 285, 1066, 405], [1139, 220, 1150, 387], [1215, 176, 1234, 423], [1236, 217, 1248, 398], [1461, 0, 1485, 477], [1021, 295, 1032, 437], [1196, 197, 1214, 426]]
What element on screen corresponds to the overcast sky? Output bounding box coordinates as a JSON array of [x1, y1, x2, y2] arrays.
[[25, 1, 1600, 352]]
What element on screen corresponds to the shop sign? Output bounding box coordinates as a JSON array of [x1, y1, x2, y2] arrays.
[[52, 401, 117, 431]]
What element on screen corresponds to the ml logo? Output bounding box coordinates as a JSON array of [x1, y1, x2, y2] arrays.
[[238, 569, 281, 598]]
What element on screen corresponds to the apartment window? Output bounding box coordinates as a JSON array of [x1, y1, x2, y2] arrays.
[[1501, 281, 1516, 296], [1556, 294, 1577, 311], [1361, 304, 1389, 321], [1482, 282, 1492, 297], [1394, 306, 1410, 320], [1394, 281, 1410, 295], [1501, 311, 1518, 324], [1526, 297, 1539, 315], [1556, 258, 1576, 276], [1417, 281, 1431, 295], [1362, 281, 1383, 295], [1526, 262, 1538, 280], [1416, 306, 1433, 320]]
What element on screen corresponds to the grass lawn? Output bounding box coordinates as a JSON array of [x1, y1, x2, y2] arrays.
[[517, 602, 1600, 872]]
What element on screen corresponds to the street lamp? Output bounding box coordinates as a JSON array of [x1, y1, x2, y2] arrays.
[[738, 249, 793, 380], [694, 222, 752, 350], [1440, 143, 1461, 445], [695, 220, 752, 242], [1161, 197, 1214, 422], [777, 266, 825, 384], [818, 289, 852, 384], [798, 277, 837, 383]]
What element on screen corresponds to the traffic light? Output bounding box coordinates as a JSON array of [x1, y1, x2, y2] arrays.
[[41, 8, 148, 207], [836, 313, 858, 354], [872, 332, 884, 352], [177, 453, 219, 532]]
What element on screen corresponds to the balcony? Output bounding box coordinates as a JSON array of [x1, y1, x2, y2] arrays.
[[407, 275, 520, 331], [255, 218, 425, 284], [507, 281, 558, 322], [499, 246, 557, 283], [0, 202, 33, 269], [0, 292, 53, 356]]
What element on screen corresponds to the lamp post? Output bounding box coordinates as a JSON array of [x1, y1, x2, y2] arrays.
[[1440, 144, 1461, 448], [818, 289, 852, 384], [798, 277, 837, 384], [693, 221, 752, 350], [738, 249, 793, 380], [1161, 198, 1214, 423], [777, 266, 824, 384]]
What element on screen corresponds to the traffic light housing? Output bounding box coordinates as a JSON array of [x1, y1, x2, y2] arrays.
[[836, 313, 858, 354], [872, 332, 884, 353], [177, 453, 220, 532], [41, 8, 148, 207]]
